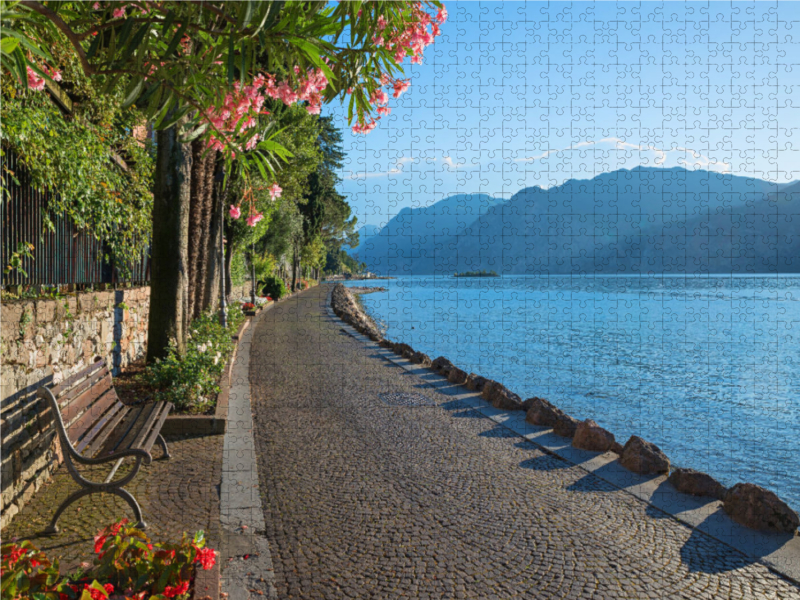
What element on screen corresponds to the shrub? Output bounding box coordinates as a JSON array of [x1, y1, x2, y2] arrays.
[[260, 274, 288, 300], [1, 520, 216, 600], [144, 306, 245, 414]]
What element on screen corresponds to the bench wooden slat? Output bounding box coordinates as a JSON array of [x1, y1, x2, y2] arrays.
[[62, 375, 113, 427], [140, 403, 173, 454], [118, 402, 162, 452], [75, 401, 128, 456], [81, 401, 131, 458], [67, 387, 118, 446], [58, 367, 110, 408], [50, 359, 105, 398]]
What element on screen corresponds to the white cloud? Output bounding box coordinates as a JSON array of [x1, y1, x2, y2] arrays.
[[516, 137, 730, 173]]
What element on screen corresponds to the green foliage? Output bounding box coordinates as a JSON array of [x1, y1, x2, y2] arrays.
[[144, 306, 245, 413], [3, 241, 34, 278], [260, 274, 288, 300], [325, 249, 366, 275], [252, 253, 276, 282], [230, 250, 247, 286], [1, 520, 216, 600], [3, 1, 443, 169], [1, 38, 154, 272]]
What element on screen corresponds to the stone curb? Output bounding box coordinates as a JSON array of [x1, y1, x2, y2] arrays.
[[323, 286, 800, 586]]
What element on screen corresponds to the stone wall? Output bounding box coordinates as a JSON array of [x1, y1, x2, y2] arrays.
[[0, 287, 150, 528]]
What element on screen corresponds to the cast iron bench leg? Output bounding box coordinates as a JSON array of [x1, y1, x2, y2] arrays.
[[44, 487, 146, 534], [157, 433, 171, 459]]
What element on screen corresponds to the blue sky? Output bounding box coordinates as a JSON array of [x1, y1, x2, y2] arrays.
[[328, 1, 800, 228]]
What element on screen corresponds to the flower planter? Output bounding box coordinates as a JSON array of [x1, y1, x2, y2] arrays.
[[161, 317, 251, 436]]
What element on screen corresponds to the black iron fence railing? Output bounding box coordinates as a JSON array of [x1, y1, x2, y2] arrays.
[[1, 151, 149, 287]]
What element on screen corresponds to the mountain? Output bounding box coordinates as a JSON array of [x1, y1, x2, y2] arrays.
[[353, 193, 503, 273], [358, 168, 798, 275], [347, 223, 381, 257]]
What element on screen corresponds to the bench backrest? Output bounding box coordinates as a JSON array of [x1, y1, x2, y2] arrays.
[[47, 358, 126, 455]]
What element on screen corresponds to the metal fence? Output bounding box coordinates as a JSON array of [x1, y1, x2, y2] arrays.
[[1, 151, 150, 287]]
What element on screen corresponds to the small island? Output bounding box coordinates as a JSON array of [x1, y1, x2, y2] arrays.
[[453, 270, 500, 278]]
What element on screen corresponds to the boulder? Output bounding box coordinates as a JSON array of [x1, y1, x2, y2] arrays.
[[522, 396, 547, 412], [489, 386, 523, 411], [619, 436, 670, 475], [447, 367, 468, 385], [723, 483, 799, 534], [572, 419, 617, 452], [409, 352, 432, 367], [524, 397, 562, 427], [393, 343, 414, 358], [466, 374, 489, 392], [553, 414, 580, 438], [668, 468, 727, 500], [431, 356, 453, 375]]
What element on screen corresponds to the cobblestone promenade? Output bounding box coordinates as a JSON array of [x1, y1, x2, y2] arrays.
[[248, 286, 800, 600]]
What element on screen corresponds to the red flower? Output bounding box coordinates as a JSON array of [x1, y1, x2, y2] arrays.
[[164, 581, 190, 598], [93, 535, 107, 555], [83, 583, 114, 600], [6, 545, 24, 565], [195, 547, 216, 570]]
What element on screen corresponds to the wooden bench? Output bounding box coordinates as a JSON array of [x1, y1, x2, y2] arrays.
[[37, 357, 172, 533]]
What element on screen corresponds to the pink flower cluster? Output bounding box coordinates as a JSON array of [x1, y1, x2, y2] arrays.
[[351, 2, 445, 134], [26, 65, 62, 91], [205, 68, 328, 155], [229, 183, 282, 227]]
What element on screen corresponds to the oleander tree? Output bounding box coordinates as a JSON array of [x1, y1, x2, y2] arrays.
[[1, 0, 447, 359]]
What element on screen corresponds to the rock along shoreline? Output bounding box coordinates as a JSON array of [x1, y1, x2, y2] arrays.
[[329, 283, 800, 536]]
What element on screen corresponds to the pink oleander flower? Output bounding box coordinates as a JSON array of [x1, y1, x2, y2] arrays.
[[376, 106, 391, 116], [26, 66, 45, 91], [392, 79, 411, 98], [246, 211, 263, 227], [436, 6, 448, 24], [92, 1, 101, 8], [229, 205, 241, 219], [113, 6, 126, 18], [269, 183, 282, 201], [377, 15, 388, 30], [370, 88, 389, 106]]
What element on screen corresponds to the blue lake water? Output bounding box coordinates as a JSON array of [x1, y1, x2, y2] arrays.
[[343, 275, 800, 511]]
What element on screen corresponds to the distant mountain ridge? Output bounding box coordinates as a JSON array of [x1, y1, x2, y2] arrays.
[[353, 168, 800, 275]]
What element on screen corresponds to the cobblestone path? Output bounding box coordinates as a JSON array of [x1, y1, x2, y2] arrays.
[[249, 285, 800, 600], [4, 433, 222, 569]]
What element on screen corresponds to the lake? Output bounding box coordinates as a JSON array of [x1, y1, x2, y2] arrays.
[[342, 274, 800, 511]]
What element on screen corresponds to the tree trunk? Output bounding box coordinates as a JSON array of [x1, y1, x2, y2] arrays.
[[202, 162, 224, 314], [146, 121, 193, 363], [291, 245, 298, 292], [224, 229, 233, 302], [192, 149, 217, 318]]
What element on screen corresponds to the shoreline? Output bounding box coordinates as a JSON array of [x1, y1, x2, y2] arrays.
[[327, 283, 799, 538], [326, 282, 800, 584]]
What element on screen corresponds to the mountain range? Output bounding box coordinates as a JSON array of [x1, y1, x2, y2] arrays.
[[350, 167, 800, 275]]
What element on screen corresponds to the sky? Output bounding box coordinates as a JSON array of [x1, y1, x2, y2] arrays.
[[327, 1, 800, 228]]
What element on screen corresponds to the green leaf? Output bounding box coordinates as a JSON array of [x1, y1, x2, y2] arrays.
[[239, 0, 254, 30], [179, 122, 208, 144], [116, 17, 135, 50], [227, 35, 235, 84], [121, 76, 144, 108], [162, 20, 188, 59], [143, 83, 164, 118], [120, 23, 150, 63], [159, 105, 190, 131], [1, 37, 20, 54]]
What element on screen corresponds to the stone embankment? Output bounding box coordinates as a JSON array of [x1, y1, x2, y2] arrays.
[[331, 286, 800, 536], [330, 283, 383, 341]]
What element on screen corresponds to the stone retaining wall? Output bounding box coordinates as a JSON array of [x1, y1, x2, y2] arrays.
[[1, 287, 150, 528]]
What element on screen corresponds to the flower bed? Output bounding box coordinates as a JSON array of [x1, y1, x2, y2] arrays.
[[114, 306, 246, 416], [1, 520, 215, 600]]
